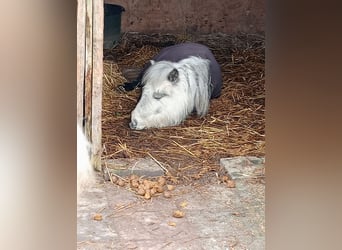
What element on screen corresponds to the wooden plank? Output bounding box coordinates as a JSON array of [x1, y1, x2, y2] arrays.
[[92, 0, 104, 171], [77, 0, 86, 125], [84, 0, 93, 139], [78, 0, 104, 170]]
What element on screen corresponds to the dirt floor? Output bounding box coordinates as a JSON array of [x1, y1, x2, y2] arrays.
[[101, 32, 265, 185], [77, 156, 265, 249]]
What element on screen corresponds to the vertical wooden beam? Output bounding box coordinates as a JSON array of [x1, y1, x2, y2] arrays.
[[84, 0, 93, 138], [78, 0, 103, 170], [77, 0, 86, 125], [92, 0, 104, 171]]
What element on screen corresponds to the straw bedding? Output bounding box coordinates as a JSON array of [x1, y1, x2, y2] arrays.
[[102, 33, 265, 184]]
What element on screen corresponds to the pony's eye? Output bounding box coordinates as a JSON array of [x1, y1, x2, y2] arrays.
[[153, 92, 167, 100]]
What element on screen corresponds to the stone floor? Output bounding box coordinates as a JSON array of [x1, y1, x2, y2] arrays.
[[77, 156, 265, 250]]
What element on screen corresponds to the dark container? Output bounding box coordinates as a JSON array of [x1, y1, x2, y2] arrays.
[[104, 4, 125, 49]]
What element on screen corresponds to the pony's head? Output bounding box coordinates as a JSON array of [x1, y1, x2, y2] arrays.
[[129, 56, 212, 130]]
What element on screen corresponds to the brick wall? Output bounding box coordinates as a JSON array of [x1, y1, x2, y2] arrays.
[[105, 0, 265, 34]]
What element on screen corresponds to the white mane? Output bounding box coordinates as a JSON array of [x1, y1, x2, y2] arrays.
[[77, 124, 94, 196]]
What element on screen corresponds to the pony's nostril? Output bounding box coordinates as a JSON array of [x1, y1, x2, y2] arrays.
[[129, 119, 138, 129]]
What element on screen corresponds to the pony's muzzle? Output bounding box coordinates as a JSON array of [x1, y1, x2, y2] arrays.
[[129, 118, 138, 129]]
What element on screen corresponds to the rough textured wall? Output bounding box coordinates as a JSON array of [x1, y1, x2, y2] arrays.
[[105, 0, 265, 34]]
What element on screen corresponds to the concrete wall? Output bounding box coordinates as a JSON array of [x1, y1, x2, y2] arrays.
[[105, 0, 265, 34]]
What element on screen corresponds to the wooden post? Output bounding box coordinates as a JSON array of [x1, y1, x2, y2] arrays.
[[92, 0, 104, 171], [84, 0, 93, 136], [77, 0, 86, 125], [77, 0, 103, 171]]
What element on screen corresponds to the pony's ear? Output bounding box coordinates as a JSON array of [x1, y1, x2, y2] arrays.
[[150, 60, 155, 65], [167, 68, 179, 83]]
